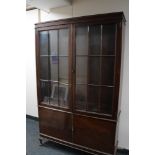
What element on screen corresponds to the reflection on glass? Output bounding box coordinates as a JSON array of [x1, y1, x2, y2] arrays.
[[59, 84, 69, 108], [40, 28, 70, 109], [59, 29, 69, 56], [59, 57, 68, 83], [76, 26, 88, 55], [40, 57, 49, 80], [102, 24, 116, 54], [40, 31, 48, 55], [50, 56, 58, 81], [76, 57, 88, 84], [87, 86, 99, 112], [75, 24, 116, 115], [101, 57, 115, 85], [49, 30, 58, 56], [76, 85, 87, 110], [40, 81, 49, 104], [49, 82, 58, 106], [49, 83, 69, 108], [89, 57, 100, 85], [89, 25, 101, 55], [100, 87, 114, 114]]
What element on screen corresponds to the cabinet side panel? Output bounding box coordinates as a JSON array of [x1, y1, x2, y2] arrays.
[[115, 21, 126, 149]]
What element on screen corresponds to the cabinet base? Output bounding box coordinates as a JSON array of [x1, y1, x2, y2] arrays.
[[40, 133, 116, 155]]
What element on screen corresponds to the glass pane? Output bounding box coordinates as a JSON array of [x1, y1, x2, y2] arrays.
[[87, 86, 99, 112], [88, 57, 100, 85], [89, 25, 101, 55], [100, 87, 114, 114], [76, 85, 87, 110], [40, 57, 49, 80], [59, 57, 68, 84], [49, 82, 58, 106], [59, 29, 69, 56], [101, 57, 115, 85], [50, 56, 58, 81], [76, 57, 88, 84], [59, 83, 69, 108], [49, 30, 58, 56], [102, 24, 116, 54], [40, 81, 50, 104], [40, 31, 49, 55], [76, 26, 88, 55]]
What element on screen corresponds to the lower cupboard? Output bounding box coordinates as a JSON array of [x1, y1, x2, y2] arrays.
[[39, 106, 117, 155]]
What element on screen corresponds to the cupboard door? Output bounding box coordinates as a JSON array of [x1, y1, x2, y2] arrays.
[[73, 115, 116, 154], [39, 107, 72, 142], [39, 27, 70, 109], [75, 24, 116, 116]]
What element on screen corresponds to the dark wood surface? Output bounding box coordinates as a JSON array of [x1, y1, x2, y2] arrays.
[[39, 106, 72, 142], [35, 12, 126, 29], [35, 12, 125, 155], [112, 22, 123, 119], [73, 114, 116, 154]]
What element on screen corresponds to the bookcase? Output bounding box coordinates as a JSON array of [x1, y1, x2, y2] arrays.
[[35, 12, 126, 155]]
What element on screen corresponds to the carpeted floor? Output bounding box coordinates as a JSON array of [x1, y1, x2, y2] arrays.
[[26, 118, 128, 155]]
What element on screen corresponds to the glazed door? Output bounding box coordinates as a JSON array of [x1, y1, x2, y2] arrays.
[[74, 23, 116, 117], [73, 23, 117, 153], [39, 26, 72, 110]]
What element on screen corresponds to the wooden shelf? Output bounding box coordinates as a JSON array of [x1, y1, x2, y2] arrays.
[[40, 79, 69, 85], [76, 54, 116, 57], [40, 55, 68, 57], [76, 83, 114, 88]]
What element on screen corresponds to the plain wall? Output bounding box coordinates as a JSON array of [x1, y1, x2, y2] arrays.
[[26, 9, 39, 117], [26, 0, 129, 149]]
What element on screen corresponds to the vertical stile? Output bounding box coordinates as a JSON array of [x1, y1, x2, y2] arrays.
[[72, 24, 75, 112], [48, 31, 51, 105], [58, 30, 60, 107], [71, 24, 74, 139], [86, 25, 90, 111], [98, 24, 103, 113]]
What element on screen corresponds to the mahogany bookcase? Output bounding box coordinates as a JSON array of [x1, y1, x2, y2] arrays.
[[35, 12, 126, 155]]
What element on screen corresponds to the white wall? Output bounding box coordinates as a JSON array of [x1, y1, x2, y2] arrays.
[[26, 9, 39, 117], [26, 0, 129, 149]]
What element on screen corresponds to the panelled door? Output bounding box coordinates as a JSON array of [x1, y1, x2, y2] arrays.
[[73, 23, 117, 153]]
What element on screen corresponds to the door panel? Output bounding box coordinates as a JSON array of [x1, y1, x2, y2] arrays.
[[39, 107, 72, 142], [39, 26, 70, 109], [75, 24, 116, 116], [73, 114, 116, 154]]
